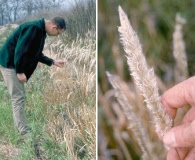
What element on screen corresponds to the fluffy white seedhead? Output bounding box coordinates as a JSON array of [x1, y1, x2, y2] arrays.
[[173, 13, 188, 82], [106, 72, 150, 160], [118, 6, 173, 136]]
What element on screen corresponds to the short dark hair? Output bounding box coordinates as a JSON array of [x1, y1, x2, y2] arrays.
[[51, 17, 66, 30]]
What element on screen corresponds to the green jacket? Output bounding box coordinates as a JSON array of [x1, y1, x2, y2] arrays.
[[0, 18, 53, 80]]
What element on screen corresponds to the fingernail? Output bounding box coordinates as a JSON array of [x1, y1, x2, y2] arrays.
[[163, 131, 177, 147]]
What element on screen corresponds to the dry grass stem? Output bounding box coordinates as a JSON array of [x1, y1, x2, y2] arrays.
[[173, 13, 188, 82], [107, 72, 152, 160], [118, 6, 172, 136], [41, 31, 96, 159]]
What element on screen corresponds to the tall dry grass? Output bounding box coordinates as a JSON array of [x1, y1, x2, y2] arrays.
[[173, 13, 188, 83], [0, 24, 95, 159], [42, 32, 96, 159], [118, 6, 172, 136], [98, 6, 189, 160]]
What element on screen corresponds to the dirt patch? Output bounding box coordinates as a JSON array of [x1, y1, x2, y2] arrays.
[[0, 142, 20, 160]]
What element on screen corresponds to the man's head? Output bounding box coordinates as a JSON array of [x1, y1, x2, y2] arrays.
[[45, 17, 66, 36]]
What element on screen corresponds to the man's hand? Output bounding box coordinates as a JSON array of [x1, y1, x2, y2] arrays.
[[161, 76, 195, 160], [17, 73, 27, 83], [53, 59, 66, 68]]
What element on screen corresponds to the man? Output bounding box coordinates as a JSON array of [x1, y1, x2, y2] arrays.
[[161, 76, 195, 160], [0, 17, 66, 135]]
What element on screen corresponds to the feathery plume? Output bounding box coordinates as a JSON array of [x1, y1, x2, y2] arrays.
[[107, 71, 152, 160], [118, 6, 172, 136], [173, 13, 188, 82]]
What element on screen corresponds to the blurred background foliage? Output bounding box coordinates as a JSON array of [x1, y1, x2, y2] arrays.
[[98, 0, 195, 159], [98, 0, 195, 93]]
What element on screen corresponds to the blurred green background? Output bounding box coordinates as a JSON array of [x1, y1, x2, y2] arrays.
[[98, 0, 195, 93]]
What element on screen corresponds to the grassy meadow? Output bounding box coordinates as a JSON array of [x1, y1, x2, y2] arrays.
[[0, 25, 96, 160]]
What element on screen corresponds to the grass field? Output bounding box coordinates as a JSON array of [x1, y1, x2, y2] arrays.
[[0, 25, 96, 160]]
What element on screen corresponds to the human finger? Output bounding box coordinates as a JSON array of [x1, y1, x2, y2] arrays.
[[58, 59, 64, 62], [166, 147, 189, 160], [184, 147, 195, 160], [161, 76, 195, 119], [181, 107, 195, 124], [163, 121, 195, 148], [21, 79, 27, 83], [20, 78, 27, 83], [17, 73, 27, 83], [56, 60, 65, 65], [59, 61, 65, 65], [58, 61, 65, 66]]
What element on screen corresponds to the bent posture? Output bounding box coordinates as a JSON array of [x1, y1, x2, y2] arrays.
[[0, 17, 66, 135]]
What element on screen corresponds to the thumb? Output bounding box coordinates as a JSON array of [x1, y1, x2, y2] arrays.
[[59, 61, 65, 64], [163, 121, 195, 147], [56, 60, 64, 64]]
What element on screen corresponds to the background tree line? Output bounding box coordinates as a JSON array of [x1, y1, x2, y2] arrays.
[[0, 0, 96, 40]]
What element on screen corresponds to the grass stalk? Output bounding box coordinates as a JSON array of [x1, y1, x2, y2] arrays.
[[118, 5, 172, 136]]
